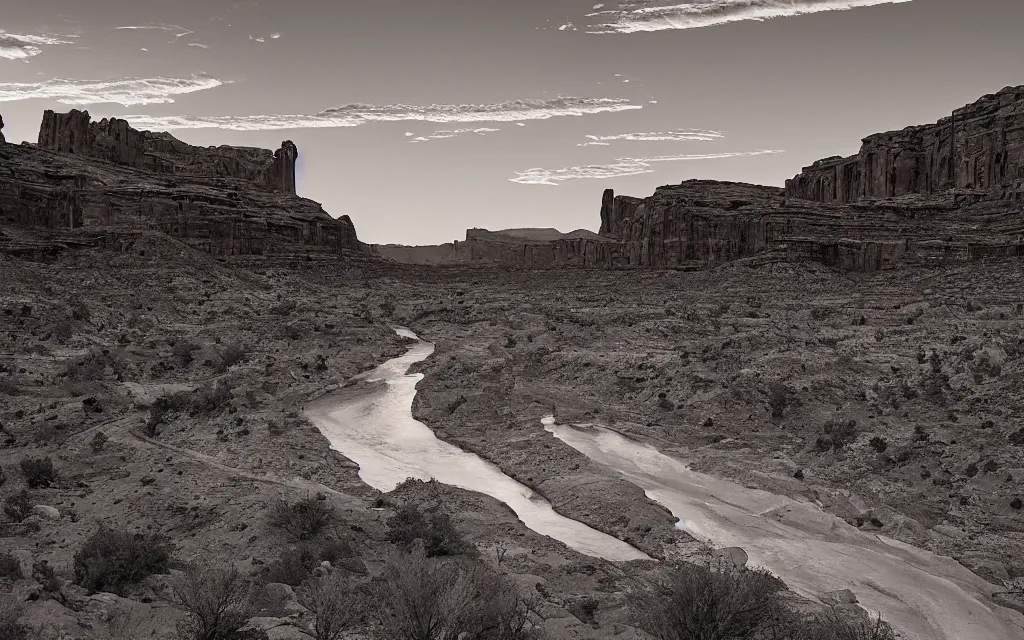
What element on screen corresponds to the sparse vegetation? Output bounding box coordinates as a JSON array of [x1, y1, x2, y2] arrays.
[[173, 565, 263, 640], [2, 490, 32, 523], [73, 528, 172, 595], [374, 545, 537, 640], [267, 495, 336, 541], [385, 502, 476, 558], [0, 553, 22, 580], [19, 456, 57, 488], [632, 562, 896, 640], [297, 572, 363, 640]]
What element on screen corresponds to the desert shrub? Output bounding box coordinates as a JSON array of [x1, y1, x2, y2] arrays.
[[188, 380, 235, 416], [815, 420, 859, 452], [374, 545, 537, 640], [297, 572, 363, 640], [0, 466, 6, 487], [775, 608, 897, 640], [3, 490, 32, 523], [868, 436, 888, 453], [89, 431, 109, 453], [0, 377, 19, 396], [385, 502, 475, 558], [268, 496, 336, 541], [174, 565, 264, 640], [214, 344, 248, 374], [172, 341, 201, 365], [73, 528, 172, 595], [0, 553, 22, 580], [766, 382, 790, 419], [32, 560, 62, 593], [262, 538, 351, 587], [0, 599, 28, 640], [631, 563, 785, 640], [19, 456, 57, 488]]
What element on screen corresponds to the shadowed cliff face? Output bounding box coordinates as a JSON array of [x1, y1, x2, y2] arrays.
[[786, 85, 1024, 203], [0, 111, 363, 259]]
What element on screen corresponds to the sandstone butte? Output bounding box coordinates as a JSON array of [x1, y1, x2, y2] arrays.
[[0, 109, 364, 262], [375, 84, 1024, 272]]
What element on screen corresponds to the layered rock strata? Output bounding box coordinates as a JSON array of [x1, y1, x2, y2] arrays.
[[379, 86, 1024, 273], [786, 85, 1024, 203], [1, 112, 361, 257], [37, 109, 298, 195]]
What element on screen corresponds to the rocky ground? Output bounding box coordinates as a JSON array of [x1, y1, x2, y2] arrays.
[[0, 233, 696, 640], [388, 259, 1024, 602], [3, 228, 1022, 638]]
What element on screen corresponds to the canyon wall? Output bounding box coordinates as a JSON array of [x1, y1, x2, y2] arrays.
[[785, 85, 1024, 203], [1, 113, 361, 258], [376, 86, 1024, 273], [37, 109, 298, 195]]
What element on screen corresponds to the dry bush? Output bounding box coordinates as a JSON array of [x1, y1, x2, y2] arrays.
[[385, 502, 475, 558], [3, 490, 33, 523], [375, 545, 538, 640], [297, 572, 362, 640], [631, 563, 785, 640], [767, 608, 897, 640], [173, 565, 264, 640], [214, 344, 249, 374], [19, 456, 57, 488], [172, 341, 202, 365], [0, 553, 22, 580], [0, 598, 28, 640], [73, 528, 172, 595], [267, 496, 336, 541], [263, 538, 352, 587]]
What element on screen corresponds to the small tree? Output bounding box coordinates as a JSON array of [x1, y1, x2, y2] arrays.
[[173, 565, 257, 640], [297, 572, 361, 640]]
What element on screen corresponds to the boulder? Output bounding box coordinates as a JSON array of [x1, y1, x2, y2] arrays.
[[31, 505, 60, 520], [822, 589, 859, 606], [263, 583, 307, 615], [714, 547, 748, 569]]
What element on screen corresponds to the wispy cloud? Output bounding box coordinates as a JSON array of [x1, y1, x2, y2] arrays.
[[122, 97, 643, 131], [0, 75, 225, 106], [510, 150, 784, 185], [117, 23, 196, 42], [0, 31, 74, 61], [408, 127, 501, 143], [583, 0, 912, 34], [578, 128, 724, 146]]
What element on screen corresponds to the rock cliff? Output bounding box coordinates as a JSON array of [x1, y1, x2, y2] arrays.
[[37, 109, 298, 195], [786, 85, 1024, 203], [379, 86, 1024, 273], [1, 111, 362, 258]]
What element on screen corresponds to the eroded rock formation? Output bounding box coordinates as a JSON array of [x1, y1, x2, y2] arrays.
[[37, 109, 299, 195], [0, 113, 6, 145], [1, 111, 362, 258], [786, 85, 1024, 203], [379, 86, 1024, 273]]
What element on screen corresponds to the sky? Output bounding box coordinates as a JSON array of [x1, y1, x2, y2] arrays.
[[1, 0, 1022, 245]]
